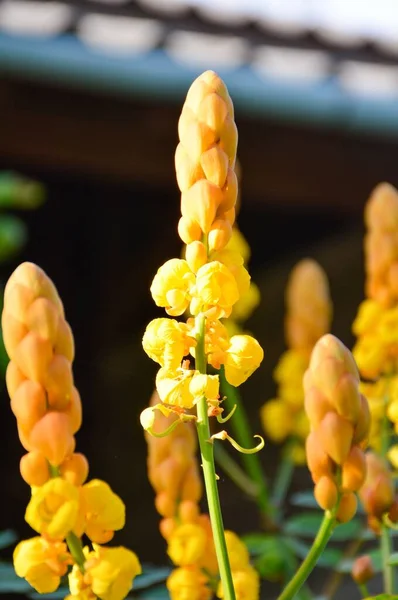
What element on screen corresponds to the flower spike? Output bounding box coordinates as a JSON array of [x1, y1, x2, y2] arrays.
[[211, 430, 265, 454], [216, 404, 237, 424]]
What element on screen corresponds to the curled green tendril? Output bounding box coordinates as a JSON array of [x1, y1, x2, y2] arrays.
[[212, 430, 265, 455], [217, 404, 237, 424]]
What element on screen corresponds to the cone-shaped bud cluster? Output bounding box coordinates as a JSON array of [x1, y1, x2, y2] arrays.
[[2, 262, 83, 479], [359, 451, 396, 533], [285, 259, 332, 353], [4, 263, 141, 598], [262, 260, 332, 464], [175, 70, 238, 254], [364, 182, 398, 307], [304, 334, 370, 522]]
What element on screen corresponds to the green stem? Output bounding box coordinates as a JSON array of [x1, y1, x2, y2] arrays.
[[358, 583, 369, 598], [47, 462, 86, 573], [219, 366, 272, 519], [381, 523, 395, 594], [195, 315, 235, 600], [272, 451, 294, 512], [277, 509, 338, 600]]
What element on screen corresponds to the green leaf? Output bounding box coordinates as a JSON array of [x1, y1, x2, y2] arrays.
[[0, 562, 31, 593], [253, 537, 296, 582], [284, 513, 323, 537], [289, 490, 319, 509], [388, 552, 398, 566], [362, 595, 398, 599], [133, 584, 169, 599], [0, 172, 46, 209], [332, 518, 363, 541], [337, 549, 382, 574], [134, 565, 172, 590], [241, 533, 271, 556], [0, 529, 17, 550], [0, 216, 27, 261], [29, 589, 69, 599], [287, 537, 343, 568]]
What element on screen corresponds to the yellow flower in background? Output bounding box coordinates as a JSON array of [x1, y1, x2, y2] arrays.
[[81, 480, 125, 544], [228, 282, 260, 331], [167, 523, 207, 566], [156, 366, 196, 409], [217, 565, 260, 600], [25, 478, 79, 540], [150, 259, 195, 316], [224, 335, 264, 386], [87, 544, 142, 600], [224, 531, 249, 571], [352, 299, 384, 337], [142, 318, 194, 371], [193, 261, 239, 319], [167, 566, 212, 600], [224, 226, 251, 264], [260, 400, 294, 443], [14, 536, 70, 593]]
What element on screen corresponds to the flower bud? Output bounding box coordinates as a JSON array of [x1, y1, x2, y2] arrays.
[[351, 555, 374, 585], [336, 492, 358, 523], [20, 451, 50, 487], [314, 476, 338, 511], [29, 411, 75, 466], [59, 452, 89, 486]]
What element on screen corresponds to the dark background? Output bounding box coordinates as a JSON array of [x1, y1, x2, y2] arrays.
[[0, 74, 396, 598]]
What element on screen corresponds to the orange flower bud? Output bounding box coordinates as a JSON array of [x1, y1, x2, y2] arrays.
[[45, 355, 74, 410], [181, 465, 202, 503], [59, 452, 89, 486], [175, 143, 204, 192], [155, 492, 177, 518], [314, 476, 338, 511], [20, 451, 50, 486], [304, 386, 333, 427], [336, 492, 357, 523], [6, 361, 26, 399], [334, 374, 361, 423], [160, 517, 177, 540], [60, 388, 82, 434], [200, 146, 228, 188], [306, 431, 334, 483], [181, 180, 222, 233], [10, 380, 47, 431], [341, 447, 366, 492], [1, 313, 28, 359], [13, 332, 53, 384], [177, 216, 202, 245], [208, 219, 232, 252], [185, 241, 207, 274], [353, 395, 371, 444], [26, 297, 60, 343], [319, 412, 354, 465], [179, 501, 199, 524], [352, 555, 374, 585], [54, 319, 74, 362], [360, 451, 395, 521], [29, 412, 75, 466]]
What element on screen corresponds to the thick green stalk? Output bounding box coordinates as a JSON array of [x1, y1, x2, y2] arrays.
[[195, 315, 235, 600], [219, 367, 272, 518], [48, 462, 86, 573], [277, 509, 338, 600], [381, 523, 395, 594]]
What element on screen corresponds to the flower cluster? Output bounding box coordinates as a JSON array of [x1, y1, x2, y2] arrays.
[[145, 391, 259, 600], [352, 183, 398, 464], [261, 259, 332, 463], [304, 334, 370, 522], [142, 69, 263, 423], [3, 262, 141, 599], [359, 451, 397, 534]]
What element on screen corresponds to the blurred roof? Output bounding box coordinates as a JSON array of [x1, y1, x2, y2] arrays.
[[1, 0, 398, 135]]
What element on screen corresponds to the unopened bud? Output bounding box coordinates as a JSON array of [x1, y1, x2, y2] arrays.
[[351, 555, 374, 584]]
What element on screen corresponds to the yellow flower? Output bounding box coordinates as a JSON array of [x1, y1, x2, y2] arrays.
[[86, 544, 141, 600], [142, 318, 194, 370], [225, 226, 251, 264], [189, 374, 219, 403], [156, 366, 195, 409], [193, 261, 239, 319], [224, 531, 249, 570], [352, 335, 388, 380], [261, 400, 294, 443], [224, 335, 264, 386], [25, 478, 79, 540], [167, 523, 207, 566], [150, 259, 195, 316], [81, 480, 125, 544], [167, 566, 211, 600], [273, 350, 307, 407], [14, 536, 70, 593], [217, 565, 260, 600], [211, 249, 250, 297], [352, 299, 384, 336], [229, 282, 260, 327]]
